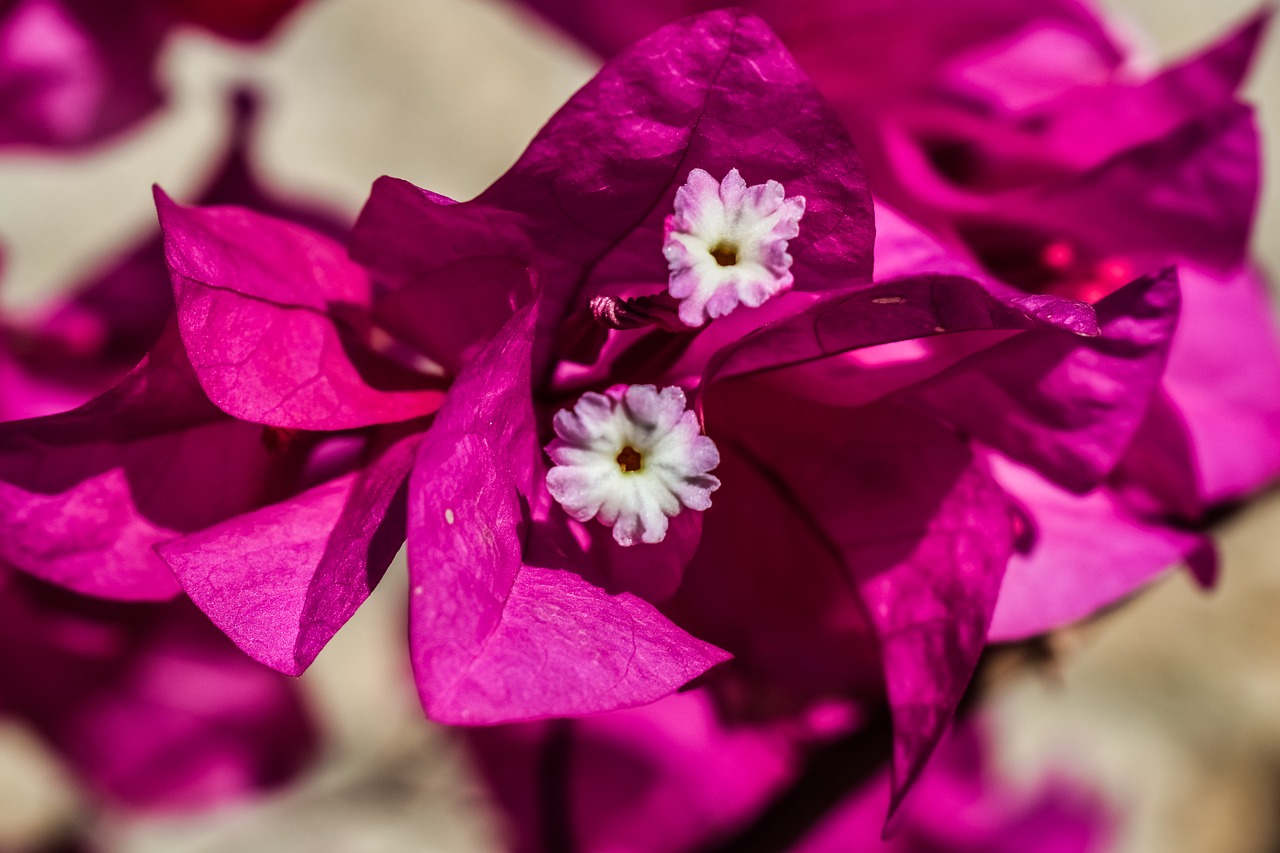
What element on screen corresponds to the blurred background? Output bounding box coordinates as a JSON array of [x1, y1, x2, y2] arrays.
[[0, 0, 1276, 850]]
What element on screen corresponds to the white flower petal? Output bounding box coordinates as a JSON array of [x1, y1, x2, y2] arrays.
[[544, 384, 721, 547], [663, 168, 806, 327]]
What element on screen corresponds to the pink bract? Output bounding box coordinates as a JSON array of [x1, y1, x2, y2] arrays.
[[0, 566, 317, 811]]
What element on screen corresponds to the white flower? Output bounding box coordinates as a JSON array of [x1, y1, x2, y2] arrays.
[[545, 385, 721, 547], [662, 168, 806, 327]]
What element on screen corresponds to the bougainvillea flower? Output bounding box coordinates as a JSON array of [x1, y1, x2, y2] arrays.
[[470, 691, 1111, 853], [4, 11, 1183, 814], [0, 565, 316, 811], [0, 0, 302, 148], [146, 9, 1178, 807], [200, 9, 1174, 800], [343, 16, 1059, 774], [520, 0, 1280, 642], [545, 384, 721, 546], [159, 8, 873, 703]]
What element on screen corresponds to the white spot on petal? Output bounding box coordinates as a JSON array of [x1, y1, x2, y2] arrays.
[[444, 508, 455, 525]]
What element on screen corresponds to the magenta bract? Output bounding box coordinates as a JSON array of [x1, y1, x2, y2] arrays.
[[157, 424, 422, 675], [0, 567, 316, 811], [0, 91, 369, 602], [157, 189, 445, 431], [0, 324, 301, 600], [0, 91, 349, 427]]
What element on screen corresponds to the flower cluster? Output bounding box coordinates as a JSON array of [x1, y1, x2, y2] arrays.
[[0, 0, 1274, 849], [522, 0, 1280, 640]]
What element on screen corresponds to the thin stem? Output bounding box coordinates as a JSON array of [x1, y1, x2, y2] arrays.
[[538, 718, 577, 853]]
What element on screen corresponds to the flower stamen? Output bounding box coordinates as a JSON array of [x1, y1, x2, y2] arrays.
[[616, 445, 644, 473], [710, 242, 739, 267]]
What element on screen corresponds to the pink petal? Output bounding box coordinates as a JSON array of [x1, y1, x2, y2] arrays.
[[158, 426, 421, 675], [906, 269, 1180, 493], [1029, 10, 1269, 169], [1161, 266, 1280, 507], [0, 326, 296, 600], [688, 383, 1013, 808], [704, 274, 1096, 385], [0, 89, 350, 424], [987, 453, 1214, 641], [157, 189, 444, 431], [372, 253, 537, 377], [408, 304, 727, 722], [1001, 105, 1258, 274], [483, 10, 873, 310]]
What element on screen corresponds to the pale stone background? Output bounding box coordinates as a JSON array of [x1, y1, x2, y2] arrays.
[[0, 0, 1276, 850]]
